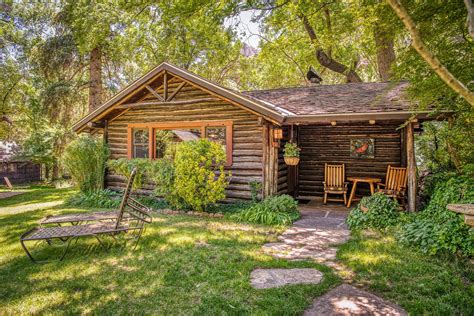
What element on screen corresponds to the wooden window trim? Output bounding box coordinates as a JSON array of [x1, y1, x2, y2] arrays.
[[127, 121, 233, 166]]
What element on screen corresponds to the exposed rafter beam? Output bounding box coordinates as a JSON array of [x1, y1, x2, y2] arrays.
[[163, 71, 168, 101], [119, 97, 221, 109], [145, 85, 165, 101], [167, 81, 186, 101]]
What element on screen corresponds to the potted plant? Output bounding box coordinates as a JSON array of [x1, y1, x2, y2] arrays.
[[283, 142, 301, 165]]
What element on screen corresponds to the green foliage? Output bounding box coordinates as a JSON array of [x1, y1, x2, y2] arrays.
[[397, 176, 474, 257], [107, 158, 153, 190], [231, 194, 300, 226], [173, 139, 230, 211], [347, 193, 402, 231], [249, 180, 262, 202], [283, 142, 301, 158], [62, 136, 109, 193], [65, 189, 121, 209], [147, 158, 187, 210]]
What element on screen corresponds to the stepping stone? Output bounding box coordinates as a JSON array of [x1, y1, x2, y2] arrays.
[[250, 268, 323, 289], [304, 284, 407, 316]]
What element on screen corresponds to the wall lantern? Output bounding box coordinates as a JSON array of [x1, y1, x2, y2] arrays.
[[369, 119, 376, 125], [330, 121, 337, 126], [273, 128, 283, 140]]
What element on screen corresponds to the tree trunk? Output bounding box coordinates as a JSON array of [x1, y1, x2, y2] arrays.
[[301, 15, 363, 83], [374, 26, 396, 80], [89, 46, 103, 112], [387, 0, 474, 106], [465, 0, 474, 39]]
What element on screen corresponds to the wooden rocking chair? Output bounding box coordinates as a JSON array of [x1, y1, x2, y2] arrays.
[[323, 163, 348, 205], [376, 165, 408, 204], [20, 169, 152, 263]]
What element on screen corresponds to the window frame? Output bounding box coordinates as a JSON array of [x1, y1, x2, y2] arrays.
[[127, 121, 233, 166]]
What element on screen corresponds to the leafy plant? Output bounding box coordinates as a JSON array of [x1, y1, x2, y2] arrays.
[[65, 189, 121, 209], [346, 193, 402, 231], [107, 158, 153, 189], [173, 139, 230, 211], [397, 176, 474, 257], [61, 136, 109, 193], [231, 194, 300, 226], [147, 158, 187, 209], [283, 142, 301, 158], [249, 180, 262, 202]]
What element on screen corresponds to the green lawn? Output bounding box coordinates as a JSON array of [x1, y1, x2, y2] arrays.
[[337, 231, 474, 315], [0, 187, 339, 314]]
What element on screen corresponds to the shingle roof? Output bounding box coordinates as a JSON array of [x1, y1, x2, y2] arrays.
[[244, 81, 412, 116]]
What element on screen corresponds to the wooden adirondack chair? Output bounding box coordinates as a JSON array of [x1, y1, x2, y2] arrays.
[[377, 165, 408, 204], [323, 163, 348, 205]]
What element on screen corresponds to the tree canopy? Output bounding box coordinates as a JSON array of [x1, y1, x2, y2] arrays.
[[1, 0, 472, 176]]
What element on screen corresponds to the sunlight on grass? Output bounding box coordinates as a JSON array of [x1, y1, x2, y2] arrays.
[[0, 187, 340, 314], [337, 231, 473, 315]]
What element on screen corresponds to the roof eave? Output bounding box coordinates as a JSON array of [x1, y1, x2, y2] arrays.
[[283, 110, 450, 124]]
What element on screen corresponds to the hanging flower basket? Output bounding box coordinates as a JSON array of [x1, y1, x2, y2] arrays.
[[283, 142, 301, 166], [284, 156, 300, 166]]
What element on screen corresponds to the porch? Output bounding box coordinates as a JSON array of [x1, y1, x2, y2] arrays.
[[277, 119, 420, 210]]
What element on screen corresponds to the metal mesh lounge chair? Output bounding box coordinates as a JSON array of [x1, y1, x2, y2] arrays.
[[40, 172, 137, 226], [20, 169, 152, 263]]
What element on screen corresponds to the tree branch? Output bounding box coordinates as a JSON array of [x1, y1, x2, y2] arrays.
[[387, 0, 474, 106], [301, 15, 362, 82]]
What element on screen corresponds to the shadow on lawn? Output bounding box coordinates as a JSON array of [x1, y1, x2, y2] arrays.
[[0, 212, 340, 314]]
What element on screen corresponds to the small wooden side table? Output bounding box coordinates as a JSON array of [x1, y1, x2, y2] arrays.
[[346, 176, 382, 208]]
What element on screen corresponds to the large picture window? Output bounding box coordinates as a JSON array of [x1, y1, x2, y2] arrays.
[[127, 121, 232, 165]]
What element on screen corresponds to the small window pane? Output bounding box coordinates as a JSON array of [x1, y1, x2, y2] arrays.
[[133, 128, 149, 158], [155, 128, 201, 158], [206, 127, 226, 153]]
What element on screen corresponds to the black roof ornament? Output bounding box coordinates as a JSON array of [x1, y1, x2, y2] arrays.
[[307, 66, 322, 84]]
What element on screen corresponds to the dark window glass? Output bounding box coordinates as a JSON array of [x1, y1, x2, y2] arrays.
[[133, 129, 149, 158], [155, 128, 201, 158], [206, 127, 226, 153]]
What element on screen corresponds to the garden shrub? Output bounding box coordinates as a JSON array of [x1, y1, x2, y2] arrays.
[[347, 193, 402, 231], [65, 189, 121, 209], [147, 158, 187, 209], [107, 158, 153, 189], [62, 136, 109, 193], [249, 180, 262, 202], [231, 194, 300, 226], [173, 139, 230, 211], [397, 176, 474, 257]]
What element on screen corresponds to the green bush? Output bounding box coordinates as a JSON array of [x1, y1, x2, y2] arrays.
[[173, 139, 230, 211], [231, 194, 300, 226], [107, 158, 153, 189], [147, 158, 187, 209], [347, 193, 402, 231], [65, 189, 121, 209], [62, 136, 109, 193], [397, 176, 474, 257]]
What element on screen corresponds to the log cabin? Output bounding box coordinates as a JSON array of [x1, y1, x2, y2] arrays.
[[73, 62, 439, 211]]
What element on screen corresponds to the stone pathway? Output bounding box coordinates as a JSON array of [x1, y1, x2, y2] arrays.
[[304, 284, 407, 316], [262, 204, 350, 264], [255, 202, 407, 315], [250, 268, 323, 289]]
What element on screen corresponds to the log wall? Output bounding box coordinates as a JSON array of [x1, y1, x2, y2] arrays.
[[298, 123, 403, 198], [106, 81, 264, 201]]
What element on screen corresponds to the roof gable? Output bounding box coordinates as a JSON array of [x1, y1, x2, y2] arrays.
[[73, 63, 285, 132]]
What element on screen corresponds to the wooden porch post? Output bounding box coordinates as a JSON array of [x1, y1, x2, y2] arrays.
[[406, 121, 416, 212], [262, 120, 278, 198]]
